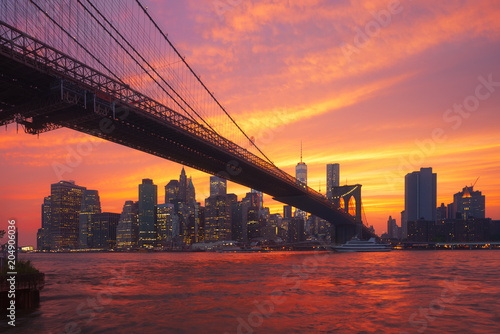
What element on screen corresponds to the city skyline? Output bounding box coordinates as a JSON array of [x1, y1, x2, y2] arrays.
[[2, 0, 500, 246], [35, 167, 495, 249]]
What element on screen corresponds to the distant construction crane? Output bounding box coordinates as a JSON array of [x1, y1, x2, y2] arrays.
[[470, 176, 480, 189]]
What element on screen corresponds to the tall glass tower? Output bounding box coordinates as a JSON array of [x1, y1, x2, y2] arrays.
[[49, 180, 86, 249], [326, 163, 340, 200], [404, 167, 437, 237], [138, 178, 158, 248], [295, 142, 307, 220], [79, 189, 101, 249], [116, 200, 139, 249], [296, 142, 307, 186]]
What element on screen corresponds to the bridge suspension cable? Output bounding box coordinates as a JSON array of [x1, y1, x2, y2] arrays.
[[75, 0, 217, 133], [28, 0, 126, 87], [133, 0, 278, 170]]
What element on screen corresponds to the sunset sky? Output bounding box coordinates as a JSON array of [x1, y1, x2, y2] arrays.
[[1, 0, 500, 246]]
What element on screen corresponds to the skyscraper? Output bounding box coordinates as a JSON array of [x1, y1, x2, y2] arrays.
[[37, 196, 51, 250], [165, 180, 179, 204], [204, 195, 231, 242], [79, 189, 101, 249], [138, 179, 158, 248], [91, 212, 120, 249], [156, 203, 175, 246], [326, 163, 340, 200], [296, 162, 307, 186], [405, 167, 437, 222], [288, 217, 305, 243], [283, 205, 292, 219], [178, 167, 188, 203], [251, 189, 263, 210], [231, 201, 244, 242], [187, 177, 196, 206], [210, 176, 227, 197], [48, 180, 86, 249], [453, 186, 485, 219], [387, 216, 400, 239], [295, 143, 307, 219], [116, 200, 139, 249]]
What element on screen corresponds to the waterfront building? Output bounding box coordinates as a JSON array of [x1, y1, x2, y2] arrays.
[[437, 203, 447, 221], [37, 196, 51, 250], [116, 200, 139, 249], [204, 194, 231, 242], [138, 179, 158, 248], [387, 216, 400, 239], [79, 190, 101, 249], [231, 201, 245, 242], [404, 167, 437, 238], [453, 186, 485, 220], [407, 218, 492, 243], [401, 210, 407, 240], [48, 180, 86, 249], [91, 212, 120, 249], [156, 203, 175, 246], [288, 217, 305, 243]]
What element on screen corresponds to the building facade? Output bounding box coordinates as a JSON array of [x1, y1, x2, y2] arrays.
[[326, 163, 340, 200], [453, 186, 485, 220], [79, 189, 101, 249], [138, 179, 158, 248], [48, 180, 87, 249], [403, 167, 437, 239], [116, 200, 139, 249]]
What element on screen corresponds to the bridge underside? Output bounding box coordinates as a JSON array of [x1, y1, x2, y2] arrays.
[[0, 43, 375, 242]]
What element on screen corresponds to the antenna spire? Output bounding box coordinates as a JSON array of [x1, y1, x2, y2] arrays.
[[300, 140, 302, 163]]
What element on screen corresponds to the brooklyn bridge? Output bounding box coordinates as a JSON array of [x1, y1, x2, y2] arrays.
[[0, 0, 375, 243]]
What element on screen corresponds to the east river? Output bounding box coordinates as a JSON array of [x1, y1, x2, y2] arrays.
[[3, 250, 500, 333]]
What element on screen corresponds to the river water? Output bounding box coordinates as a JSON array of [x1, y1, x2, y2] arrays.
[[3, 250, 500, 333]]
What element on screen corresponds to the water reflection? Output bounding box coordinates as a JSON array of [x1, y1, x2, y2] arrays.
[[3, 251, 499, 333]]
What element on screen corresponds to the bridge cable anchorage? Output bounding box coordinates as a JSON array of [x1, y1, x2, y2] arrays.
[[28, 0, 127, 88], [134, 0, 282, 172], [80, 0, 218, 133]]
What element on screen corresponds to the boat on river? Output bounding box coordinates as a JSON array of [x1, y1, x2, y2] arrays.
[[332, 236, 392, 252]]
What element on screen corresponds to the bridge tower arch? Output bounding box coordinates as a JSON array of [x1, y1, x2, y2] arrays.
[[331, 184, 363, 240]]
